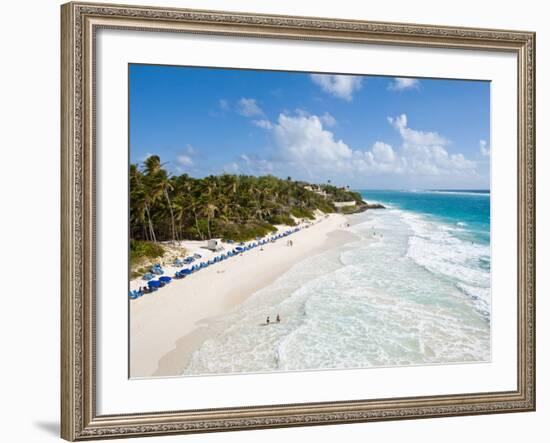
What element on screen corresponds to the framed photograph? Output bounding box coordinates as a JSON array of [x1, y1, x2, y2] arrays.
[[61, 1, 536, 440]]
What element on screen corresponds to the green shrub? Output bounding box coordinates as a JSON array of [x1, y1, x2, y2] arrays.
[[130, 240, 165, 267], [340, 205, 357, 214], [316, 201, 336, 213], [290, 207, 315, 219], [268, 214, 297, 226], [220, 222, 277, 242]]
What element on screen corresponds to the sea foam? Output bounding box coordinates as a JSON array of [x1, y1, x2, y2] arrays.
[[184, 208, 491, 376]]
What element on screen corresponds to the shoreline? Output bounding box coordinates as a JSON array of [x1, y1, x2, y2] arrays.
[[130, 213, 358, 378]]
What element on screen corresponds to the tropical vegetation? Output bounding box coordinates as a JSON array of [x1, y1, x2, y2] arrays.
[[130, 155, 366, 244]]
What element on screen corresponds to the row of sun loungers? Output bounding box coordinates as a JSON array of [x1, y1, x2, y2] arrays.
[[129, 228, 301, 300], [129, 275, 173, 299]]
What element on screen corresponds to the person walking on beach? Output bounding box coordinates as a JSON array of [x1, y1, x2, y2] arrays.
[[276, 314, 281, 323], [266, 316, 270, 324]]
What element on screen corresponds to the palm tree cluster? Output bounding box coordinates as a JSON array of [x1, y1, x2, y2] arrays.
[[130, 155, 364, 243]]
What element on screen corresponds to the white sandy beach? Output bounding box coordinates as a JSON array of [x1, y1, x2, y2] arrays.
[[130, 213, 356, 378]]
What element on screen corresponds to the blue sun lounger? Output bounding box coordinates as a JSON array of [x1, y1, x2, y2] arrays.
[[129, 290, 143, 299], [142, 272, 154, 281], [147, 280, 161, 291]]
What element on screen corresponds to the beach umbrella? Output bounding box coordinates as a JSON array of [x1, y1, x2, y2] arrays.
[[147, 280, 161, 288], [159, 276, 172, 283]]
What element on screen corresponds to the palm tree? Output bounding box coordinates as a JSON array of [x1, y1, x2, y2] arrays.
[[143, 155, 178, 242], [163, 178, 178, 242], [129, 155, 365, 243], [202, 202, 219, 239], [130, 164, 157, 242]]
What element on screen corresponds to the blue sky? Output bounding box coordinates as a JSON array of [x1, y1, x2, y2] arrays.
[[129, 64, 490, 190]]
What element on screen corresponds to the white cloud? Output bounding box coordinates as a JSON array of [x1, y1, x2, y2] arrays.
[[253, 119, 273, 129], [480, 139, 490, 157], [320, 112, 336, 127], [175, 144, 198, 168], [371, 141, 396, 163], [176, 155, 194, 167], [388, 114, 449, 146], [388, 114, 476, 176], [272, 113, 353, 164], [223, 162, 240, 173], [250, 111, 479, 184], [388, 77, 420, 91], [254, 159, 274, 173], [310, 74, 362, 101], [234, 154, 274, 174], [219, 99, 229, 110], [237, 98, 264, 117]]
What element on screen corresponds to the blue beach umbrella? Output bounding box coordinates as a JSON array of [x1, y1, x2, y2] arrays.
[[159, 276, 172, 283], [147, 280, 161, 288]]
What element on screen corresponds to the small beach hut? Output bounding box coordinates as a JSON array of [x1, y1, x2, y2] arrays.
[[206, 239, 222, 251]]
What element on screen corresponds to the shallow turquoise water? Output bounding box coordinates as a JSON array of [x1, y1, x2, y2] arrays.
[[360, 190, 490, 246]]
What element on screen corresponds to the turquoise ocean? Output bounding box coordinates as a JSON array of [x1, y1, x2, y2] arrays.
[[184, 190, 491, 375]]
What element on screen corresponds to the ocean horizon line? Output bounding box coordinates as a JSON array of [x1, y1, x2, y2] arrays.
[[355, 188, 490, 193]]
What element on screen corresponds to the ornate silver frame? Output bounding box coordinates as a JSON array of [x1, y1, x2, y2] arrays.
[[61, 2, 536, 440]]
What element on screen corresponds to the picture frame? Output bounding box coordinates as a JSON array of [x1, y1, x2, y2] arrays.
[[61, 1, 536, 440]]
